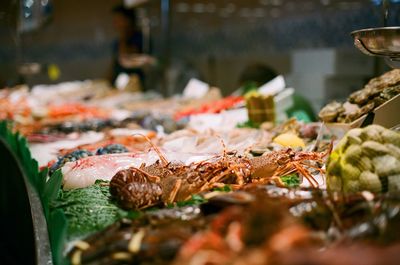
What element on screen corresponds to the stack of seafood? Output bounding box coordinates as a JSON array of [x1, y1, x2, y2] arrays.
[[2, 69, 400, 265], [55, 139, 332, 264], [67, 185, 400, 265], [57, 125, 400, 265], [0, 86, 185, 137], [42, 121, 399, 265], [319, 69, 400, 123]]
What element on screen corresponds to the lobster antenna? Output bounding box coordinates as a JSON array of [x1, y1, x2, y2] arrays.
[[309, 122, 325, 152], [215, 134, 227, 157], [131, 133, 169, 166]]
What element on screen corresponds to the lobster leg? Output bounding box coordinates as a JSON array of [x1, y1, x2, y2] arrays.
[[251, 162, 290, 186], [134, 167, 161, 183], [231, 168, 244, 185], [199, 168, 233, 192], [212, 182, 226, 188], [270, 163, 296, 179], [299, 162, 325, 174], [165, 178, 182, 204], [232, 162, 252, 185], [270, 176, 286, 187], [293, 163, 319, 188]]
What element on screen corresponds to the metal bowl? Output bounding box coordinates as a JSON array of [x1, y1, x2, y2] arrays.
[[351, 27, 400, 68]]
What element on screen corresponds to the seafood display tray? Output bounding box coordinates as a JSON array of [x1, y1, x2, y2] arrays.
[[325, 93, 400, 133], [0, 66, 398, 264]]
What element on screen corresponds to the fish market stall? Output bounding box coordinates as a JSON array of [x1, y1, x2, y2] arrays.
[[1, 66, 400, 265], [1, 1, 400, 265]]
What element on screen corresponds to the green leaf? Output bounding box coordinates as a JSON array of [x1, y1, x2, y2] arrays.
[[38, 167, 49, 196], [176, 194, 207, 207], [236, 120, 260, 129], [281, 174, 301, 188], [53, 182, 129, 240], [212, 185, 232, 192], [242, 82, 259, 95], [48, 209, 69, 265], [45, 170, 63, 204], [0, 121, 6, 135], [126, 210, 141, 219]]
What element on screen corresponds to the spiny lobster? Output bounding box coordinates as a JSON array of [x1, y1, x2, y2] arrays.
[[110, 136, 331, 210]]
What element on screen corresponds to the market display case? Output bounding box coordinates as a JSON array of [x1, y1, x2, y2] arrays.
[[1, 1, 400, 265]]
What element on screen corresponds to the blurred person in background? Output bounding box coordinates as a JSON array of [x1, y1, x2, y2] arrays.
[[237, 63, 317, 122], [110, 4, 154, 90]]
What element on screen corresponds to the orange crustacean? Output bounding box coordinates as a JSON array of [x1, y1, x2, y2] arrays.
[[109, 137, 331, 210]]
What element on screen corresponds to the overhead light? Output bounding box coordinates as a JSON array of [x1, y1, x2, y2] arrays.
[[24, 0, 34, 8], [124, 0, 148, 7]]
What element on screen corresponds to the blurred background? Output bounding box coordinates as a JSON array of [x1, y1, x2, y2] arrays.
[[1, 0, 400, 112]]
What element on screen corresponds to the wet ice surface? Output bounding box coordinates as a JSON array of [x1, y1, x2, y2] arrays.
[[61, 149, 216, 190]]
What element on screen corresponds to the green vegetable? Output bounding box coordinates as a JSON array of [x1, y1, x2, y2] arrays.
[[167, 194, 207, 208], [281, 174, 301, 188], [52, 180, 129, 240], [176, 194, 207, 207], [242, 82, 259, 95], [236, 120, 260, 129], [212, 185, 233, 192]]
